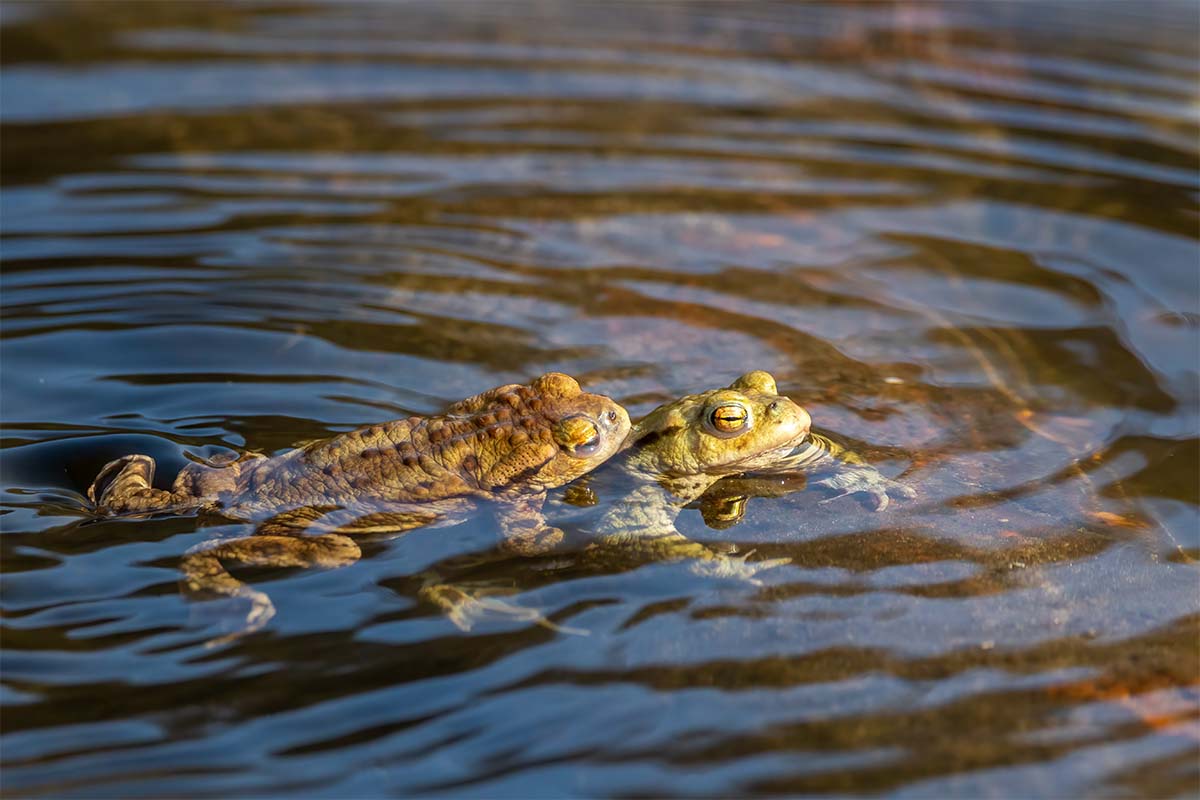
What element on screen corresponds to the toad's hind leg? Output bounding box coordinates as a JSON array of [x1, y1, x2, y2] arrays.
[[180, 533, 361, 647], [88, 454, 182, 514], [418, 576, 588, 636]]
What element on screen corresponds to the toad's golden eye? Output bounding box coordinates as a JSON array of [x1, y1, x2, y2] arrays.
[[709, 403, 749, 434], [554, 415, 601, 456]]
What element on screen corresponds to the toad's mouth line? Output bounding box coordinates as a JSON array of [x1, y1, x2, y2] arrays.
[[705, 432, 813, 476], [738, 434, 822, 475]]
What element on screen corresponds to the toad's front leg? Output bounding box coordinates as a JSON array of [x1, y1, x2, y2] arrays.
[[495, 493, 567, 556], [759, 432, 916, 511], [812, 466, 916, 511], [414, 493, 576, 632], [590, 531, 791, 586]]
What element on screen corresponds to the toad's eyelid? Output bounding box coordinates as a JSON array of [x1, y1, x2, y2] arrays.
[[573, 419, 600, 445], [572, 424, 602, 456], [709, 403, 751, 434]]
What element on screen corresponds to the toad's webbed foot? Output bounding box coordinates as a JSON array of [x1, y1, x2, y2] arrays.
[[496, 493, 569, 557], [88, 454, 182, 514], [500, 525, 566, 557], [690, 549, 792, 586], [814, 467, 915, 511], [419, 581, 588, 635], [197, 586, 277, 649]]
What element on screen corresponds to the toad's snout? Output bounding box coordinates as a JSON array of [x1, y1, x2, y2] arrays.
[[601, 404, 631, 435], [766, 397, 811, 438]]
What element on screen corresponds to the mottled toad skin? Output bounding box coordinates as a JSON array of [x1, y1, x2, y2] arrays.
[[87, 372, 630, 641]]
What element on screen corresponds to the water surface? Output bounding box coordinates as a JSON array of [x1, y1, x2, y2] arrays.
[[2, 1, 1198, 797]]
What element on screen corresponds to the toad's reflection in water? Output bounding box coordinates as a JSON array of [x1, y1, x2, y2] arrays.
[[696, 472, 813, 531]]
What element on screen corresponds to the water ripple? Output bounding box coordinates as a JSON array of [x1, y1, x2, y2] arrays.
[[2, 1, 1197, 797]]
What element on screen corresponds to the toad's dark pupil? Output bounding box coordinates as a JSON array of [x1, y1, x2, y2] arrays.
[[711, 407, 749, 432]]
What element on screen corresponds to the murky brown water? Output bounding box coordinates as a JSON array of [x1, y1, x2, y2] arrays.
[[3, 1, 1198, 796]]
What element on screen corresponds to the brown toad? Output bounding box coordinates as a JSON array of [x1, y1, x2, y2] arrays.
[[87, 372, 630, 639]]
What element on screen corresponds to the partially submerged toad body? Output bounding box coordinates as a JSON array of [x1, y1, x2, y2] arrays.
[[88, 373, 630, 636], [88, 370, 911, 638], [569, 370, 914, 569], [427, 371, 915, 630]]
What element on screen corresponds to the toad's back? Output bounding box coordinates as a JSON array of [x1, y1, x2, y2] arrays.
[[233, 381, 591, 512], [89, 372, 630, 520]]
